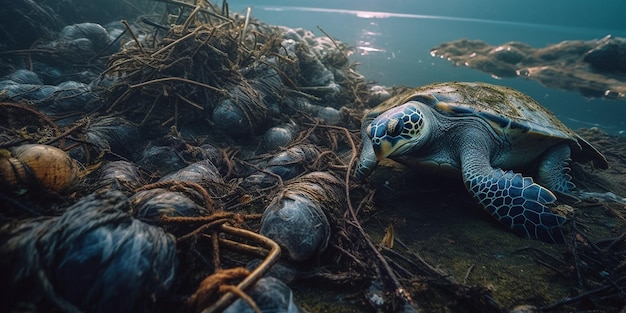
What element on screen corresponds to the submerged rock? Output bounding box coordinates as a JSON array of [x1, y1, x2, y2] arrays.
[[431, 35, 626, 100], [583, 35, 626, 73]]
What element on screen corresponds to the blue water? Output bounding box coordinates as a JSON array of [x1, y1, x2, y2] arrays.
[[230, 0, 626, 135]]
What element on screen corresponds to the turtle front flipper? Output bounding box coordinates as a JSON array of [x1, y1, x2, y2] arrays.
[[461, 151, 566, 243]]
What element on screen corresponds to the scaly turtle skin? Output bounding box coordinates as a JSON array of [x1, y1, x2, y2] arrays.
[[356, 82, 608, 243]]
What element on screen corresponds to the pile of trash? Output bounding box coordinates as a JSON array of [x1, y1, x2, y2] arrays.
[[2, 1, 625, 313], [0, 1, 391, 313]]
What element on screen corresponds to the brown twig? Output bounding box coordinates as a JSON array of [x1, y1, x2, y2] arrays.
[[201, 224, 281, 313], [323, 123, 418, 311], [129, 76, 226, 94], [121, 20, 145, 55]]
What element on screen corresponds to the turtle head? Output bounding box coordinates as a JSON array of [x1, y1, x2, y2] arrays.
[[367, 101, 431, 160]]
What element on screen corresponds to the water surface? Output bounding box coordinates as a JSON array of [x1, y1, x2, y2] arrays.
[[231, 0, 626, 135]]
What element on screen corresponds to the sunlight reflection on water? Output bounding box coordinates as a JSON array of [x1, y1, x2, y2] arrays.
[[251, 5, 626, 135]]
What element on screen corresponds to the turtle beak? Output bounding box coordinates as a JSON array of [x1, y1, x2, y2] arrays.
[[372, 139, 394, 161]]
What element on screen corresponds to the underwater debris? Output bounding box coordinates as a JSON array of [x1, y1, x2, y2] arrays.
[[0, 0, 63, 49], [179, 223, 281, 313], [0, 0, 151, 51], [0, 2, 371, 312], [98, 3, 358, 137], [132, 158, 224, 228], [260, 171, 345, 262], [70, 115, 141, 163], [59, 23, 112, 52], [132, 187, 212, 235], [159, 158, 224, 188], [240, 144, 325, 189], [94, 160, 145, 194], [2, 69, 43, 85], [263, 120, 298, 151], [4, 1, 623, 312], [211, 63, 284, 135], [222, 277, 303, 313], [284, 96, 343, 125], [367, 84, 393, 106], [102, 14, 269, 129], [138, 134, 221, 176], [0, 73, 99, 115], [0, 190, 177, 313]]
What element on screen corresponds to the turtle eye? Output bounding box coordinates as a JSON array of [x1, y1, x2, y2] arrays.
[[386, 118, 403, 136]]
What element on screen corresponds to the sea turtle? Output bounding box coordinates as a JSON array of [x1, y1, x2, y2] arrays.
[[355, 82, 608, 243]]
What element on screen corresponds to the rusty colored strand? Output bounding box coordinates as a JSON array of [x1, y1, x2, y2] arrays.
[[121, 19, 145, 55], [217, 237, 270, 258], [43, 117, 90, 147], [161, 211, 241, 224], [211, 229, 220, 271], [129, 76, 226, 94], [201, 224, 281, 313], [181, 3, 204, 31], [176, 218, 233, 242], [187, 267, 251, 312], [218, 285, 261, 313], [152, 0, 233, 22], [0, 102, 61, 138]]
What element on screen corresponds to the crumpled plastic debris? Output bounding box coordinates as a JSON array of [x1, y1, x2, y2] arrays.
[[0, 190, 177, 313]]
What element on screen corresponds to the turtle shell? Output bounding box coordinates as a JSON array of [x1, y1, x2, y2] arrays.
[[364, 82, 608, 168]]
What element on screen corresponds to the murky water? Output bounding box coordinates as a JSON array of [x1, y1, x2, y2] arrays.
[[231, 1, 626, 135], [3, 1, 625, 311]]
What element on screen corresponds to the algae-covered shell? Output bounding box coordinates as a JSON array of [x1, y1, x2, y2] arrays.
[[364, 82, 590, 145], [0, 144, 81, 193], [357, 81, 608, 179]]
